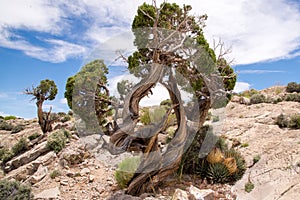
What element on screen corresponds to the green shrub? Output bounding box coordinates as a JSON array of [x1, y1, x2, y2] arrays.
[[289, 114, 300, 129], [253, 155, 261, 164], [140, 108, 151, 125], [276, 114, 289, 128], [28, 132, 40, 141], [150, 107, 166, 124], [245, 181, 254, 193], [284, 93, 300, 102], [0, 147, 14, 163], [180, 125, 246, 184], [50, 169, 61, 179], [11, 124, 25, 134], [239, 89, 258, 98], [241, 143, 249, 148], [115, 156, 141, 189], [47, 130, 68, 153], [4, 115, 17, 120], [212, 115, 220, 122], [0, 121, 13, 131], [61, 115, 71, 123], [12, 137, 28, 156], [160, 99, 172, 107], [250, 94, 266, 104], [286, 82, 300, 93], [0, 179, 33, 200]]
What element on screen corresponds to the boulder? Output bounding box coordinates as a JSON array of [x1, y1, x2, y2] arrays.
[[34, 187, 60, 200], [28, 165, 48, 184], [172, 188, 189, 200]]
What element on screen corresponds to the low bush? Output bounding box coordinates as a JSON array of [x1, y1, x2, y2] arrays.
[[239, 89, 258, 98], [4, 115, 17, 120], [50, 169, 61, 179], [245, 181, 254, 193], [61, 115, 71, 123], [0, 147, 14, 163], [0, 121, 13, 131], [28, 132, 40, 141], [286, 82, 300, 93], [289, 114, 300, 129], [12, 137, 28, 156], [250, 94, 266, 104], [253, 155, 261, 164], [115, 156, 141, 189], [47, 130, 68, 153], [140, 108, 151, 125], [11, 124, 25, 133], [284, 93, 300, 102], [0, 179, 33, 199]]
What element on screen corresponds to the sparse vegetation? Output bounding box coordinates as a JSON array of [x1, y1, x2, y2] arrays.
[[239, 89, 258, 98], [286, 82, 300, 93], [0, 121, 13, 131], [47, 130, 69, 153], [11, 124, 25, 133], [28, 132, 40, 141], [276, 113, 300, 129], [0, 147, 14, 163], [241, 143, 249, 148], [4, 115, 17, 120], [50, 169, 61, 179], [253, 155, 261, 164], [284, 93, 300, 102], [0, 179, 33, 199], [12, 137, 29, 156], [140, 108, 151, 125], [245, 181, 255, 193], [115, 156, 141, 189], [250, 94, 266, 104], [212, 115, 220, 122]]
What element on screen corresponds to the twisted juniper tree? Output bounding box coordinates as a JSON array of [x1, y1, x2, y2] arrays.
[[101, 2, 237, 195], [25, 79, 58, 133]]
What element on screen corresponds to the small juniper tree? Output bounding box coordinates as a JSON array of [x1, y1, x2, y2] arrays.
[[25, 79, 58, 133]]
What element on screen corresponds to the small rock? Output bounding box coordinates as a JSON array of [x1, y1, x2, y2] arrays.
[[189, 185, 214, 200], [34, 187, 60, 199], [28, 165, 48, 184], [172, 188, 189, 200], [89, 175, 95, 182], [80, 168, 90, 176], [60, 179, 68, 186], [66, 170, 75, 177]]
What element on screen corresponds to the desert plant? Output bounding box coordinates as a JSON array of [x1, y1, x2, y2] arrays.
[[28, 132, 40, 141], [11, 124, 25, 133], [207, 148, 224, 164], [241, 143, 249, 148], [286, 82, 300, 93], [284, 93, 300, 102], [253, 155, 261, 164], [0, 147, 14, 163], [223, 157, 237, 174], [245, 181, 254, 193], [12, 137, 28, 156], [50, 169, 61, 179], [276, 114, 289, 128], [212, 115, 220, 122], [140, 108, 151, 125], [160, 99, 172, 108], [0, 121, 13, 131], [115, 156, 141, 189], [289, 114, 300, 129], [207, 162, 231, 183], [0, 179, 33, 200], [150, 107, 166, 124], [61, 115, 71, 123], [47, 130, 68, 153], [250, 94, 266, 104], [239, 89, 258, 98], [4, 115, 17, 120]]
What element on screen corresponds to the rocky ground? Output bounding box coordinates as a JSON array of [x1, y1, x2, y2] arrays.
[[0, 86, 299, 200]]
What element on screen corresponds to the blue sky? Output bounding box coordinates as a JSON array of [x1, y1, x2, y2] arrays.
[[0, 0, 300, 119]]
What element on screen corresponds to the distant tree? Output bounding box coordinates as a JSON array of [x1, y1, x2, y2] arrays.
[[65, 60, 112, 133], [117, 80, 133, 102], [25, 79, 58, 133]]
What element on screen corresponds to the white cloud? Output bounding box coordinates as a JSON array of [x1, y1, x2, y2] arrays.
[[0, 0, 300, 64], [233, 82, 251, 93], [59, 98, 68, 105], [238, 70, 284, 74], [0, 111, 9, 117]]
